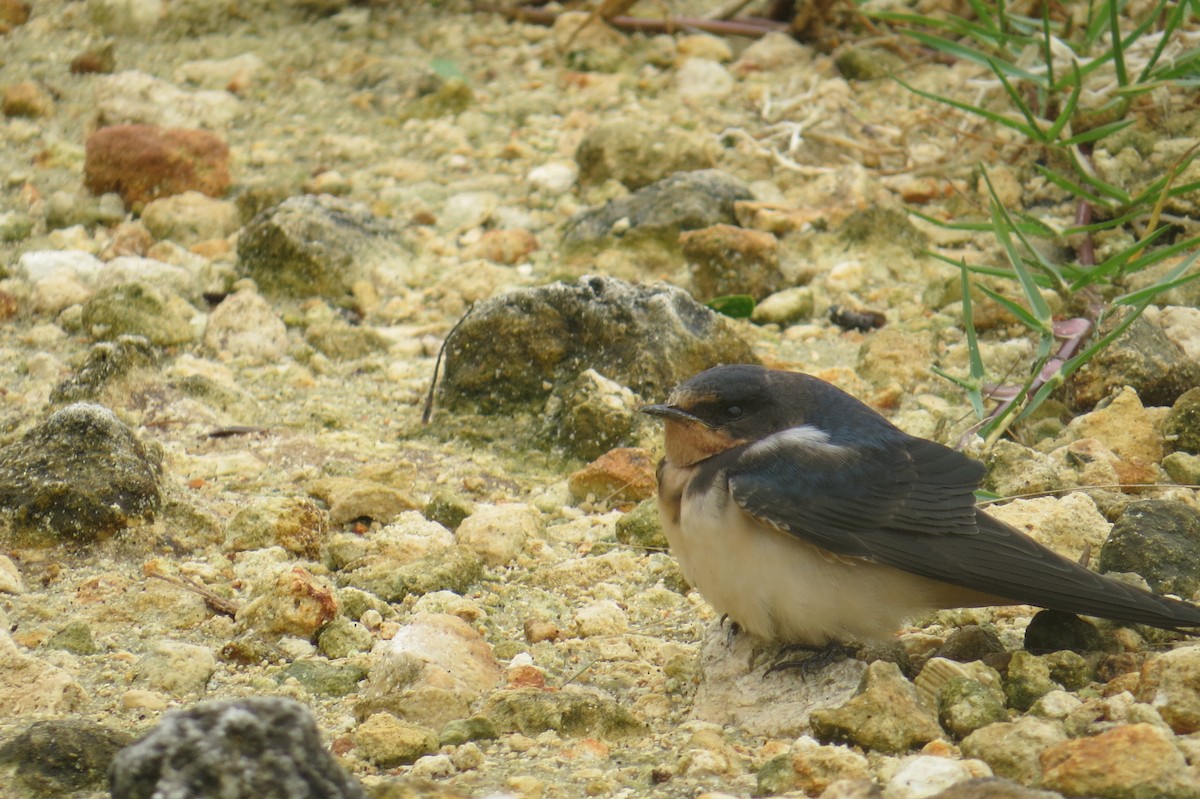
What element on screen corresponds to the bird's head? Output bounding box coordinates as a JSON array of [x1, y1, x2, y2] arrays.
[[642, 364, 789, 466]]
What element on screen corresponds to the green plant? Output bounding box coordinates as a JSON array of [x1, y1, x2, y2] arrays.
[[871, 0, 1200, 442]]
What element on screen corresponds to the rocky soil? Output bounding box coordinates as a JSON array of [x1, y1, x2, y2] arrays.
[[1, 1, 1200, 798]]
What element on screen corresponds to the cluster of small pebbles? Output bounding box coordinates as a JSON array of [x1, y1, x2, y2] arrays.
[[1, 1, 1199, 798]]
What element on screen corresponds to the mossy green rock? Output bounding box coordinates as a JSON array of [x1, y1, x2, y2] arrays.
[[317, 616, 375, 659], [615, 498, 668, 551], [937, 677, 1009, 739], [439, 715, 498, 746], [238, 194, 410, 300], [81, 281, 196, 346], [1164, 387, 1200, 455], [340, 546, 483, 603], [483, 687, 646, 739], [809, 661, 942, 754], [0, 403, 163, 543], [49, 335, 158, 405], [423, 489, 475, 532], [0, 718, 132, 797], [279, 659, 368, 697], [1004, 651, 1060, 711], [560, 170, 753, 258], [46, 619, 99, 655]]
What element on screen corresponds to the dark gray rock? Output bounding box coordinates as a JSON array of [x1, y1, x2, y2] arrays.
[[238, 194, 411, 299], [49, 334, 158, 405], [1099, 499, 1200, 599], [575, 120, 715, 190], [560, 169, 753, 256], [109, 696, 366, 799], [1067, 308, 1200, 410], [1164, 386, 1200, 455], [935, 625, 1006, 663], [0, 718, 132, 798], [0, 403, 162, 543], [437, 275, 756, 413], [1023, 609, 1104, 655]]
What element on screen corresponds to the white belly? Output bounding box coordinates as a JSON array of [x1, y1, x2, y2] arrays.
[[659, 467, 947, 645]]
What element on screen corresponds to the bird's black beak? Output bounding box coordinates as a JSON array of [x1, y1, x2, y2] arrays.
[[640, 404, 706, 425]]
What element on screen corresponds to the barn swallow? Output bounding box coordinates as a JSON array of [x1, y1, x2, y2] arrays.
[[642, 363, 1200, 646]]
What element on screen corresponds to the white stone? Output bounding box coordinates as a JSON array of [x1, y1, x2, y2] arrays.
[[676, 58, 733, 99], [203, 287, 290, 364], [15, 250, 103, 284], [134, 640, 217, 696], [94, 70, 241, 130], [0, 556, 24, 594], [572, 599, 628, 638], [455, 503, 540, 566], [527, 162, 578, 195], [97, 256, 197, 299], [883, 755, 987, 799]]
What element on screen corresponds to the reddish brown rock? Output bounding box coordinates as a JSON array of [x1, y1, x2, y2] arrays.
[[468, 228, 539, 265], [567, 447, 657, 504], [680, 223, 781, 301], [84, 125, 230, 208]]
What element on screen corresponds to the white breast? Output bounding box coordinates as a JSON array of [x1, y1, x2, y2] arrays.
[[658, 464, 951, 645]]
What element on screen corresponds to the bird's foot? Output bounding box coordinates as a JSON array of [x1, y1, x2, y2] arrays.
[[719, 614, 742, 647], [762, 640, 858, 679]]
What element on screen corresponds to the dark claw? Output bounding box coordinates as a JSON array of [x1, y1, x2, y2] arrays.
[[719, 614, 742, 646], [763, 641, 858, 679]]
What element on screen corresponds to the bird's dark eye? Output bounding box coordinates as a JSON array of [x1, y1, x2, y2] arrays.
[[725, 405, 743, 420]]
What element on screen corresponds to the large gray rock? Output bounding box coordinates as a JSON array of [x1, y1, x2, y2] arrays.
[[109, 696, 366, 799], [1099, 499, 1200, 599], [0, 403, 162, 542], [561, 169, 753, 257], [1067, 308, 1200, 410], [437, 275, 757, 413], [238, 194, 411, 299]]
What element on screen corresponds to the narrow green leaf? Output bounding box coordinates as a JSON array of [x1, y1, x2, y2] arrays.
[[984, 171, 1055, 326], [1059, 118, 1135, 147], [1109, 0, 1129, 87], [958, 258, 986, 418], [1034, 164, 1114, 207], [1138, 0, 1189, 82], [1112, 249, 1200, 306], [978, 284, 1054, 335], [1067, 148, 1133, 203], [895, 77, 1042, 139], [989, 59, 1048, 142], [706, 294, 756, 319], [1044, 67, 1083, 141]]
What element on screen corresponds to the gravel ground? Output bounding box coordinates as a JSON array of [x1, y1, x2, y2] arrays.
[[1, 2, 1200, 798]]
